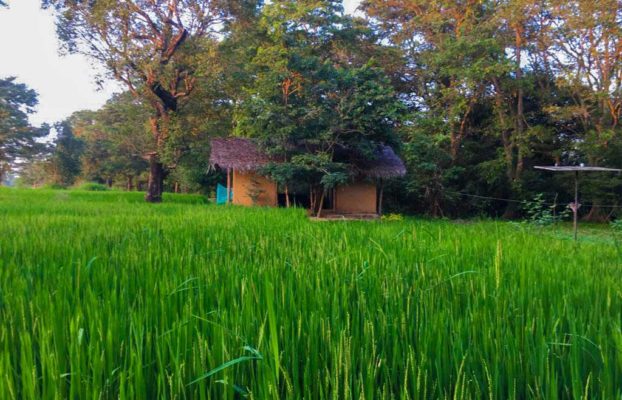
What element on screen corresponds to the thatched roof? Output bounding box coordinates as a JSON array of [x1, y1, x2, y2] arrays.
[[360, 145, 407, 178], [209, 137, 406, 179], [209, 137, 272, 172]]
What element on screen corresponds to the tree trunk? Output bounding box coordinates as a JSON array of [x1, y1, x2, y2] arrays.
[[0, 164, 6, 185], [285, 185, 290, 208], [502, 201, 520, 220], [514, 25, 525, 183], [145, 103, 174, 202], [127, 175, 133, 191], [145, 153, 164, 203], [107, 178, 113, 188], [174, 181, 180, 193], [450, 133, 460, 162]]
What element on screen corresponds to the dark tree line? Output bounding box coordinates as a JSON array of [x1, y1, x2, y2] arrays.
[[3, 0, 621, 219]]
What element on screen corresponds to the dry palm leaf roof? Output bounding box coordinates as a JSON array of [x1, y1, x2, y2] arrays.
[[209, 137, 406, 179]]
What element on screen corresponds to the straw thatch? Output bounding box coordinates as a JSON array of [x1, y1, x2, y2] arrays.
[[359, 145, 407, 179], [209, 137, 406, 179], [209, 137, 272, 172]]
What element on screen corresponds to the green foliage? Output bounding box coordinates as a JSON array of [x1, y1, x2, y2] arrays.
[[33, 0, 622, 216], [40, 183, 66, 190], [362, 0, 622, 219], [522, 193, 571, 226], [610, 219, 622, 231], [0, 189, 621, 398], [69, 93, 151, 188], [77, 182, 108, 191], [380, 213, 403, 221], [42, 0, 253, 201], [235, 0, 403, 200], [0, 77, 49, 181], [48, 121, 84, 187]]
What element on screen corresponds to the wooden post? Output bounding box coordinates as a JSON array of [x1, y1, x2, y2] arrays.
[[285, 185, 290, 208], [573, 171, 578, 241], [309, 186, 315, 213], [226, 168, 231, 205], [377, 179, 384, 216], [316, 189, 325, 218]]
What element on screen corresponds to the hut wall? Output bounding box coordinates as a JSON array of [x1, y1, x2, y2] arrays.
[[334, 182, 377, 214], [232, 170, 278, 207]]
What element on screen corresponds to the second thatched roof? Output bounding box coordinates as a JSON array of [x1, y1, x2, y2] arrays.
[[210, 137, 406, 179]]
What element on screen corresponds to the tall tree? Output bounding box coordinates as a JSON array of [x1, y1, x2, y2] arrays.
[[363, 0, 507, 161], [545, 0, 622, 220], [236, 0, 403, 215], [49, 121, 84, 186], [487, 0, 544, 216], [0, 77, 49, 183], [70, 93, 151, 189], [43, 0, 245, 201]]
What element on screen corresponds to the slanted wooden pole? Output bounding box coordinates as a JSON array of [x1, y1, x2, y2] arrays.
[[316, 189, 326, 218]]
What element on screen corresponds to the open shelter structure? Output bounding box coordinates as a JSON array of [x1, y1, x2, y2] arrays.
[[209, 138, 406, 217], [534, 165, 621, 240]]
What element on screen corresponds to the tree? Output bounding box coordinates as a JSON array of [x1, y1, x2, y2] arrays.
[[0, 77, 49, 183], [543, 0, 622, 220], [363, 0, 508, 161], [49, 121, 84, 186], [361, 0, 518, 216], [43, 0, 249, 201], [17, 159, 51, 188], [70, 93, 152, 189], [236, 0, 403, 215]]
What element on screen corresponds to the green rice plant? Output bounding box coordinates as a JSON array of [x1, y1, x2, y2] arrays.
[[0, 187, 620, 399]]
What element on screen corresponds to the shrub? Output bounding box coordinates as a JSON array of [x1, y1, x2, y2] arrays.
[[522, 193, 570, 226], [611, 219, 622, 231], [381, 213, 404, 221], [78, 182, 109, 191], [41, 183, 67, 190]]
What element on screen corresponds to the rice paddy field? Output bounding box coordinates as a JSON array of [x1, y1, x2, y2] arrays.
[[1, 188, 621, 399]]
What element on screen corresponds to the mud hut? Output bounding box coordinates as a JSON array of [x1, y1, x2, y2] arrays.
[[209, 138, 406, 216]]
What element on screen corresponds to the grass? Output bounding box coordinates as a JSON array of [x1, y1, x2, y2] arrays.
[[0, 187, 621, 399]]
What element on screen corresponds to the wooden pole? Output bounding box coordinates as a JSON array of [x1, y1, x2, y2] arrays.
[[226, 168, 231, 205], [316, 189, 325, 218], [573, 171, 578, 241], [377, 179, 384, 216], [285, 185, 290, 208]]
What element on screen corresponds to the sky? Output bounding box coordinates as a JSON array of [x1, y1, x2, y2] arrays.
[[0, 0, 362, 127]]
